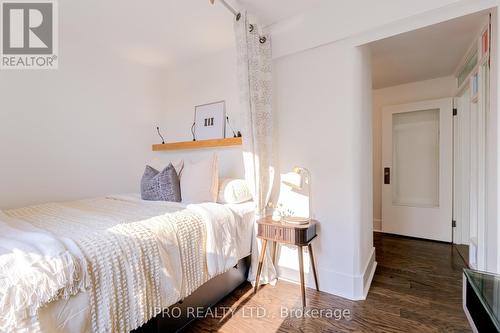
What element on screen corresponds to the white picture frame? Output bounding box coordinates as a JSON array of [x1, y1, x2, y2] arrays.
[[194, 101, 226, 140]]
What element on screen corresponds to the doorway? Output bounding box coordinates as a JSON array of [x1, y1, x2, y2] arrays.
[[368, 10, 491, 265]]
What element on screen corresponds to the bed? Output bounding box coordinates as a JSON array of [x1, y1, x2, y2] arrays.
[[0, 194, 256, 333]]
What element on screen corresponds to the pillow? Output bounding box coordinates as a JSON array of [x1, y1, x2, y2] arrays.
[[180, 154, 219, 204], [141, 163, 181, 202], [218, 178, 252, 204], [148, 156, 184, 176]]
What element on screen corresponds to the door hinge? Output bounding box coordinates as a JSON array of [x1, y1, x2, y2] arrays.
[[452, 220, 457, 228], [453, 108, 457, 116]]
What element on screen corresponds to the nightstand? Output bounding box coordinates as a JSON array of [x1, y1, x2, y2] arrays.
[[254, 216, 319, 308]]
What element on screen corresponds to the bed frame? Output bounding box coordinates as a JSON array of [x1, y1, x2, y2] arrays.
[[133, 255, 251, 333]]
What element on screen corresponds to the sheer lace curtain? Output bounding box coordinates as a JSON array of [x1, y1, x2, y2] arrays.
[[234, 12, 277, 285]]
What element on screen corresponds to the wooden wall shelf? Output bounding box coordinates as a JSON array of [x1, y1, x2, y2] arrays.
[[152, 137, 242, 151]]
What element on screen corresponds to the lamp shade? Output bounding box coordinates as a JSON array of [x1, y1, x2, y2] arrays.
[[282, 172, 303, 189], [277, 167, 312, 224]]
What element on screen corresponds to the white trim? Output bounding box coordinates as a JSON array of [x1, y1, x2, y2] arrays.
[[487, 8, 499, 274], [476, 62, 488, 270], [373, 218, 382, 231], [278, 266, 356, 299], [358, 247, 377, 300], [278, 247, 377, 300], [454, 87, 472, 245]]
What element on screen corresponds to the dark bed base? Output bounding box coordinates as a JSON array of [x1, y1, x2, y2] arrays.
[[133, 255, 251, 333]]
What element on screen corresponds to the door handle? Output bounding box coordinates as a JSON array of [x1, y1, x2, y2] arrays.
[[384, 167, 390, 184]]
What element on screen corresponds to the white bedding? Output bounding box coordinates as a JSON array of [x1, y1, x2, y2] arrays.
[[0, 212, 88, 332], [2, 194, 256, 333]]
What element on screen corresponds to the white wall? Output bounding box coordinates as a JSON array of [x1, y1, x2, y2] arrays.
[[372, 76, 457, 230], [156, 47, 245, 178], [273, 42, 374, 299], [355, 46, 376, 293], [0, 20, 163, 209]]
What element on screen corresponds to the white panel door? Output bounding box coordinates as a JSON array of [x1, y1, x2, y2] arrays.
[[382, 98, 453, 242]]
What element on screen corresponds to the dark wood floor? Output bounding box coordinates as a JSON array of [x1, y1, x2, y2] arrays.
[[186, 232, 471, 332], [454, 244, 469, 268]]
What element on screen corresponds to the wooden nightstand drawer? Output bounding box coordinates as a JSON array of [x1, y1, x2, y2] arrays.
[[258, 223, 284, 241], [257, 219, 316, 245]]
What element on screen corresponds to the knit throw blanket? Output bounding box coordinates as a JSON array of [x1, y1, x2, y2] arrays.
[[7, 198, 209, 333]]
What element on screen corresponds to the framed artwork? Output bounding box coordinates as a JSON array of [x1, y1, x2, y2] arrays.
[[194, 101, 226, 140]]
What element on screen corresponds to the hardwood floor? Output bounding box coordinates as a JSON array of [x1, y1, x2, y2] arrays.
[[454, 243, 469, 268], [185, 232, 471, 332]]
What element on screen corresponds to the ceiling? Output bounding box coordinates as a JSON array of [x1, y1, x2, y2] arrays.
[[235, 0, 326, 26], [370, 11, 489, 89], [63, 0, 324, 69]]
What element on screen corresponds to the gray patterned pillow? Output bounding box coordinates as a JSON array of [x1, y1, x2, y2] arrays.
[[141, 163, 181, 202]]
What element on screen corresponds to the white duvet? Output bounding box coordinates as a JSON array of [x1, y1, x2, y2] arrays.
[[0, 195, 256, 333], [0, 213, 87, 332]]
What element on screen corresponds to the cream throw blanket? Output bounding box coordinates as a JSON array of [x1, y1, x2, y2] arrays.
[[4, 197, 212, 333], [0, 213, 87, 332]]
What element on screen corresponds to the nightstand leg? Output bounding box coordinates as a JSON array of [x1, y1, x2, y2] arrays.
[[308, 244, 319, 291], [298, 246, 306, 308], [254, 239, 268, 294], [272, 241, 278, 265]]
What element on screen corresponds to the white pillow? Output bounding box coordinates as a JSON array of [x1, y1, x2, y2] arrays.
[[218, 178, 252, 204], [180, 154, 219, 204], [148, 156, 184, 175]]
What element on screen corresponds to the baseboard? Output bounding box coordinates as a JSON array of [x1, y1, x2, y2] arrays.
[[277, 247, 377, 301], [373, 218, 382, 231], [360, 248, 377, 300]]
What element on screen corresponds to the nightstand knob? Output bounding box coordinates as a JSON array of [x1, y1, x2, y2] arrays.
[[274, 227, 283, 240]]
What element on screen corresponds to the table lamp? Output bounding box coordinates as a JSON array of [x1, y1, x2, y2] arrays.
[[281, 167, 312, 224]]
